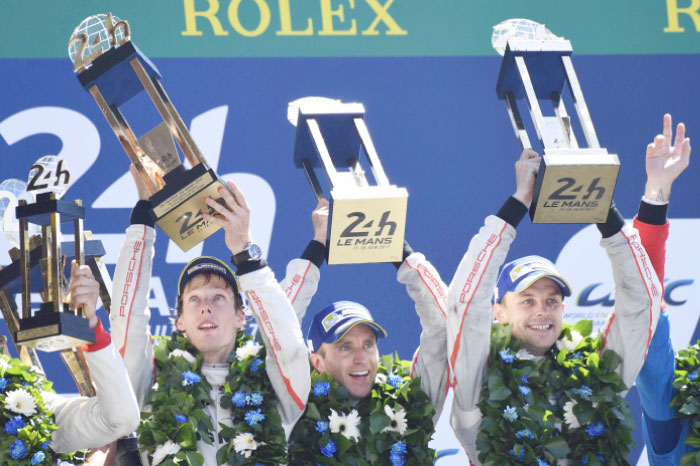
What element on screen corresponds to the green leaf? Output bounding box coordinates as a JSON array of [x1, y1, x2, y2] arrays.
[[486, 374, 512, 402], [544, 437, 570, 458]]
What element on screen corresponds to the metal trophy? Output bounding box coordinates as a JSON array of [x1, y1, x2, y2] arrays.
[[0, 158, 112, 396], [68, 14, 228, 251], [289, 97, 408, 264], [492, 19, 620, 223]]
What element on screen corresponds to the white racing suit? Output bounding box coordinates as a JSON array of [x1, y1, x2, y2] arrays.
[[446, 206, 662, 465], [109, 224, 317, 466], [46, 320, 140, 453]]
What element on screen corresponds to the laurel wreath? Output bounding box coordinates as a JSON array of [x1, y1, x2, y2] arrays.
[[0, 355, 86, 466], [136, 331, 285, 465], [477, 321, 633, 466], [671, 339, 700, 465], [288, 353, 436, 465]]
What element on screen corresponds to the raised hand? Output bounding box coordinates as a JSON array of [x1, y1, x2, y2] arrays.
[[312, 198, 330, 245], [67, 261, 100, 328], [512, 149, 541, 209], [202, 180, 252, 255], [645, 114, 691, 202]]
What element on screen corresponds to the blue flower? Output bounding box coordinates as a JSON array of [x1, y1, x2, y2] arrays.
[[690, 370, 699, 381], [499, 348, 515, 363], [31, 451, 46, 465], [320, 439, 336, 457], [571, 351, 582, 360], [174, 414, 187, 424], [232, 391, 248, 408], [250, 358, 263, 372], [509, 446, 524, 461], [10, 439, 27, 459], [391, 441, 407, 454], [502, 405, 518, 422], [249, 392, 263, 406], [536, 458, 548, 466], [4, 415, 25, 435], [315, 420, 329, 433], [518, 385, 531, 397], [313, 381, 330, 397], [41, 441, 50, 450], [388, 374, 403, 389], [572, 385, 593, 399], [515, 428, 535, 439], [520, 375, 528, 383], [390, 452, 405, 466], [181, 370, 201, 386], [0, 377, 8, 390], [244, 408, 265, 426], [586, 421, 606, 437]]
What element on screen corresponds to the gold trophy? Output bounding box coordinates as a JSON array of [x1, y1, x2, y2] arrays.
[[289, 97, 408, 264], [68, 14, 228, 251], [0, 158, 112, 396], [492, 19, 619, 223]]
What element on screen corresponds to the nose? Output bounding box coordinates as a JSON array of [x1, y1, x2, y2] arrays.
[[352, 347, 369, 364]]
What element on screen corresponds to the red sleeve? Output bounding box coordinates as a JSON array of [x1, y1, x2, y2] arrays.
[[633, 217, 669, 296], [81, 319, 112, 353]]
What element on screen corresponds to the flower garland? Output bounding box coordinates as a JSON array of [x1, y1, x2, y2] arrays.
[[0, 355, 85, 466], [288, 353, 436, 466], [671, 339, 700, 464], [137, 331, 285, 465], [477, 321, 634, 466]]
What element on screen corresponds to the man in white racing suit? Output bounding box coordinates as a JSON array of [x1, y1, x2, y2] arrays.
[[110, 171, 320, 465], [446, 149, 663, 465]]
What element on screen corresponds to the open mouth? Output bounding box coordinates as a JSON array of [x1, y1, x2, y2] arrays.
[[198, 322, 217, 330], [349, 370, 369, 379], [528, 324, 553, 331]]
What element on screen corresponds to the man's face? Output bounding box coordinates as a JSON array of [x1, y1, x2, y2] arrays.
[[311, 324, 379, 400], [493, 277, 564, 356], [176, 274, 245, 364]]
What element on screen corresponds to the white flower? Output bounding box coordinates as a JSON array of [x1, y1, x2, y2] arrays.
[[563, 400, 580, 429], [0, 357, 10, 372], [328, 408, 361, 441], [233, 432, 260, 458], [168, 349, 196, 365], [374, 373, 387, 385], [515, 348, 535, 360], [381, 405, 408, 435], [5, 388, 37, 416], [556, 330, 584, 352], [236, 340, 262, 361], [150, 440, 181, 466]]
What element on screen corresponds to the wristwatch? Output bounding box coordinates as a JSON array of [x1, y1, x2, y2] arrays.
[[232, 243, 262, 265]]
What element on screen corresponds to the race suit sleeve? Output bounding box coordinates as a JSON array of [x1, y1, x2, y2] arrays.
[[634, 202, 682, 455], [278, 240, 324, 324], [396, 252, 450, 424], [446, 196, 524, 457], [598, 207, 663, 391], [49, 321, 140, 453], [238, 263, 311, 439], [108, 221, 157, 409]]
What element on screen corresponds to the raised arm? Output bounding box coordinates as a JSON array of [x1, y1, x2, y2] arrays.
[[204, 180, 310, 437], [49, 262, 139, 453], [108, 164, 157, 408]]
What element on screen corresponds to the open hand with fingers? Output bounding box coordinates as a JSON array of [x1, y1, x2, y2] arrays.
[[202, 180, 252, 256], [66, 261, 100, 328], [645, 114, 691, 202]]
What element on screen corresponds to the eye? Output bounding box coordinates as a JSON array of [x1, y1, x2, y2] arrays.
[[188, 295, 200, 304], [363, 340, 375, 350], [214, 294, 226, 302], [340, 344, 352, 352], [521, 298, 533, 305], [546, 298, 560, 307]]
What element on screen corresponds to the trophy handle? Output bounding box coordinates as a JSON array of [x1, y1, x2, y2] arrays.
[[504, 91, 533, 151], [301, 159, 325, 202], [60, 348, 96, 397], [0, 290, 44, 372]]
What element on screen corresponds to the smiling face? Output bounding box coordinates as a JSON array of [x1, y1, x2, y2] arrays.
[[493, 277, 564, 356], [310, 324, 379, 400], [176, 274, 245, 364]]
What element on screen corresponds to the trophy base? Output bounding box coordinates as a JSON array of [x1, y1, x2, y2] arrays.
[[150, 164, 225, 251], [328, 186, 408, 264], [15, 309, 95, 352], [530, 150, 620, 224]]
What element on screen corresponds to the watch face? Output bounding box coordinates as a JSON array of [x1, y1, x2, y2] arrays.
[[249, 243, 262, 260]]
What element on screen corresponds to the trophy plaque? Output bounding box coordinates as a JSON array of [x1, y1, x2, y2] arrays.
[[68, 14, 228, 251], [289, 98, 408, 265], [493, 19, 619, 224]]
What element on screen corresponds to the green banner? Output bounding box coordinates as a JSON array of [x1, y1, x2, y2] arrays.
[[2, 0, 699, 58]]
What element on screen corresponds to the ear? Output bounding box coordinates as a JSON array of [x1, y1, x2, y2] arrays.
[[561, 302, 566, 314], [309, 352, 326, 372], [234, 309, 246, 330], [493, 302, 508, 323], [176, 314, 186, 333]]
